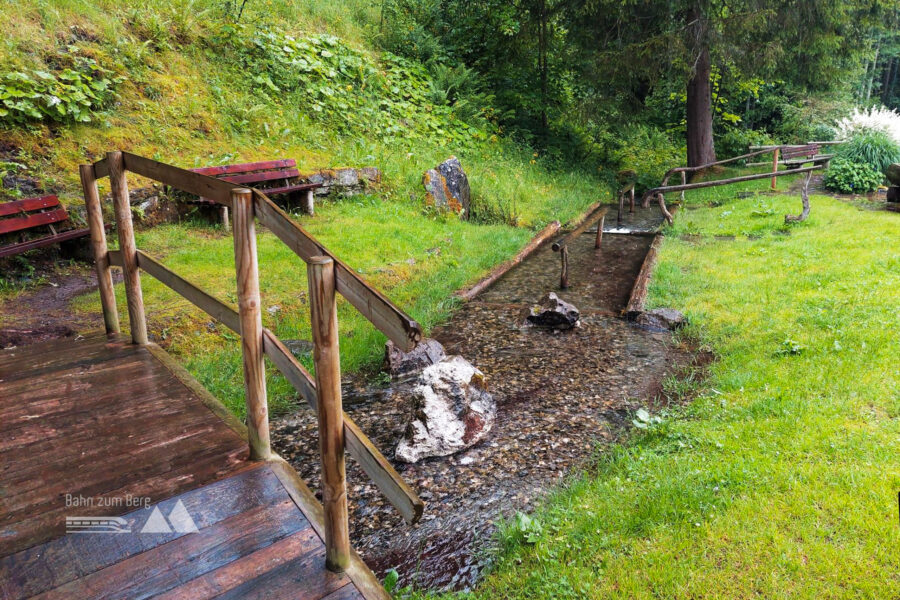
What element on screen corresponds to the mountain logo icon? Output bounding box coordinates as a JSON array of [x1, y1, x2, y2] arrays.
[[140, 500, 199, 534]]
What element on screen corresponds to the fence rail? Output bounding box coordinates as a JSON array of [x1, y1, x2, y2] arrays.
[[83, 151, 424, 573]]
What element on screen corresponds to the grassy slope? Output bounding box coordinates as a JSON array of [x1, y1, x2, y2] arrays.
[[474, 187, 900, 598], [2, 0, 604, 416]]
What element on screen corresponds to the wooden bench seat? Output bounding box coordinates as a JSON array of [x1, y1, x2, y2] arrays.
[[191, 159, 322, 229], [781, 144, 833, 168], [0, 195, 90, 259]]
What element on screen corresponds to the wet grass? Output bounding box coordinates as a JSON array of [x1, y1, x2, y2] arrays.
[[470, 190, 900, 598], [73, 194, 541, 417]]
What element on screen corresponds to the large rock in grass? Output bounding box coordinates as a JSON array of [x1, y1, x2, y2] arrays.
[[307, 167, 381, 197], [636, 308, 687, 331], [395, 356, 495, 463], [384, 338, 447, 379], [525, 292, 580, 330], [423, 156, 471, 218]]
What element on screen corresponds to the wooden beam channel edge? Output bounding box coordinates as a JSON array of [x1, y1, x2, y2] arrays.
[[625, 233, 663, 317], [110, 248, 423, 523], [457, 220, 561, 301], [552, 204, 609, 251]]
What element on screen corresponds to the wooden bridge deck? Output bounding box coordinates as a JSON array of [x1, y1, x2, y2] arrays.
[[0, 334, 374, 600]]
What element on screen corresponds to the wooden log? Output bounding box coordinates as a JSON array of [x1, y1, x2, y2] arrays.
[[771, 147, 780, 190], [220, 205, 230, 232], [261, 329, 424, 524], [253, 190, 422, 350], [79, 164, 119, 335], [307, 256, 351, 573], [552, 204, 608, 251], [232, 187, 270, 461], [559, 245, 569, 289], [641, 164, 823, 203], [137, 250, 241, 333], [625, 233, 663, 317], [457, 220, 560, 301], [121, 152, 234, 207], [107, 151, 148, 345], [594, 215, 604, 249], [784, 172, 813, 223]]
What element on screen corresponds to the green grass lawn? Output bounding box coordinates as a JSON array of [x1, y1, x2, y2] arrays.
[[72, 192, 561, 417], [472, 190, 900, 598]]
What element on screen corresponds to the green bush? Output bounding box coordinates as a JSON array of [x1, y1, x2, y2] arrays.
[[0, 58, 119, 125], [823, 158, 884, 194], [716, 129, 775, 161], [835, 130, 900, 174], [610, 125, 684, 191]]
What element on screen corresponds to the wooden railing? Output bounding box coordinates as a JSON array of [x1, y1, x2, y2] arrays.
[[642, 146, 830, 224], [82, 151, 424, 573]]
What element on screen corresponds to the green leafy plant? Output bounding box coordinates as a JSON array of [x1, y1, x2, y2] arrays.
[[508, 512, 543, 545], [775, 338, 806, 356], [835, 130, 900, 174], [632, 408, 664, 429], [823, 158, 884, 194], [0, 58, 120, 124]]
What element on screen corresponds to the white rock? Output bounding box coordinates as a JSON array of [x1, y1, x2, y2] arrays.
[[395, 356, 496, 463]]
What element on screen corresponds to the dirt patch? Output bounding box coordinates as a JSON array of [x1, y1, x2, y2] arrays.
[[0, 263, 116, 349]]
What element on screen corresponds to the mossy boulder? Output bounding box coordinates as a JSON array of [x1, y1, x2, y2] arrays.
[[423, 156, 471, 218]]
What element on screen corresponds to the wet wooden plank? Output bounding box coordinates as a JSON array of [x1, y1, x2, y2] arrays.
[[0, 467, 283, 597], [0, 336, 249, 557]]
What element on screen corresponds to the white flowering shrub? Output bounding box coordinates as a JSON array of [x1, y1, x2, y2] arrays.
[[836, 106, 900, 145]]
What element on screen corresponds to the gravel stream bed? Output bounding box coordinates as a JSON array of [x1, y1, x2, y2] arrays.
[[272, 205, 700, 592]]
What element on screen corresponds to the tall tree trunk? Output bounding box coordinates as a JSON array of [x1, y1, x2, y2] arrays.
[[686, 7, 716, 168], [538, 0, 549, 135]]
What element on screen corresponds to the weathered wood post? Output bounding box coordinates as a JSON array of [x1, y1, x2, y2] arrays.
[[106, 151, 147, 345], [307, 255, 351, 572], [232, 188, 271, 461], [302, 189, 315, 216], [79, 164, 120, 335], [595, 215, 604, 249], [680, 171, 686, 202], [771, 147, 780, 190], [559, 245, 569, 289]]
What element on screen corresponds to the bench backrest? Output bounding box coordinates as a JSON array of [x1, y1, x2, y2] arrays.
[[781, 144, 820, 160], [0, 195, 68, 235], [191, 159, 299, 185]]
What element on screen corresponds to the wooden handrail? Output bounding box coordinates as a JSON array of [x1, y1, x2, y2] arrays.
[[252, 190, 422, 351], [642, 164, 824, 201], [108, 247, 425, 523], [90, 153, 422, 351]]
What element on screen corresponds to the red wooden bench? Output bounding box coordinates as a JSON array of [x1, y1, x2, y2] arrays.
[[781, 144, 833, 169], [0, 195, 90, 258], [190, 159, 321, 229]]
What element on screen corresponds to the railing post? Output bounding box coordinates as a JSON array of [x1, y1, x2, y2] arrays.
[[559, 245, 569, 289], [771, 147, 780, 190], [307, 255, 350, 573], [232, 188, 271, 461], [595, 215, 604, 249], [107, 151, 147, 344], [79, 164, 120, 335]]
